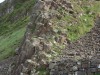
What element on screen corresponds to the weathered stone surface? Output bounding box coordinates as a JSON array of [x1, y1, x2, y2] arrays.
[[0, 0, 99, 75], [10, 0, 75, 74]]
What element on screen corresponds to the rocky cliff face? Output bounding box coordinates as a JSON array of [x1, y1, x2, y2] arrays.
[[10, 0, 73, 75], [11, 0, 100, 75], [11, 0, 76, 75], [0, 0, 100, 75], [10, 0, 100, 75]]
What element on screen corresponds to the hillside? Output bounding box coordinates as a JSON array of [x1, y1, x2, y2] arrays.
[[0, 0, 100, 75], [0, 0, 36, 60], [49, 17, 100, 75]]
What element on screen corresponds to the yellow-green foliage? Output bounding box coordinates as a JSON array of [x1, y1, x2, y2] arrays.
[[63, 0, 100, 41], [51, 0, 100, 42]]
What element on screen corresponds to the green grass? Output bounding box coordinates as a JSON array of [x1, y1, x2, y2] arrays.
[[0, 16, 29, 61], [0, 16, 29, 60], [0, 16, 29, 35], [0, 0, 35, 60], [66, 14, 94, 41], [64, 1, 100, 41], [0, 27, 26, 60]]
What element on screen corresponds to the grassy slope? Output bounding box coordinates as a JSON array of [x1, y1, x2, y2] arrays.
[[0, 0, 35, 60], [0, 0, 99, 61], [51, 1, 100, 42], [66, 1, 100, 41]]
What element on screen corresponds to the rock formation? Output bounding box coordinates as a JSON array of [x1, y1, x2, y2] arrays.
[[0, 0, 99, 75], [10, 0, 74, 75], [10, 0, 100, 75]]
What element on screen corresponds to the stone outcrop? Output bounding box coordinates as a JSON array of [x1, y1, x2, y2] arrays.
[[10, 0, 72, 75], [10, 0, 74, 75], [0, 0, 99, 75]]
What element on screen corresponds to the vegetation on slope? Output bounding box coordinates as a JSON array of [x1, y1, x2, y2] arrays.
[[50, 1, 100, 43], [0, 0, 99, 61], [64, 1, 100, 41], [36, 1, 100, 74], [0, 0, 36, 60]]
